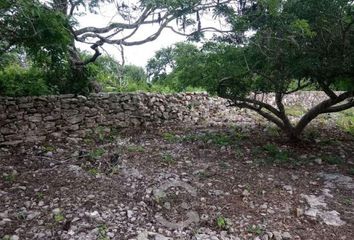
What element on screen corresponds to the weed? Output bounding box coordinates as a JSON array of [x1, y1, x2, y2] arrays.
[[319, 139, 339, 146], [95, 126, 107, 142], [162, 132, 178, 142], [336, 110, 354, 136], [216, 216, 228, 230], [323, 155, 344, 165], [16, 211, 26, 220], [342, 197, 352, 206], [126, 145, 145, 153], [305, 129, 321, 141], [262, 144, 290, 164], [285, 105, 306, 117], [54, 213, 65, 223], [203, 133, 233, 146], [234, 149, 245, 158], [219, 161, 230, 169], [98, 224, 109, 240], [36, 192, 44, 200], [83, 137, 94, 145], [348, 168, 354, 176], [3, 171, 16, 183], [161, 153, 176, 165], [89, 148, 105, 160], [88, 168, 99, 176], [247, 225, 264, 235], [196, 170, 213, 179], [43, 144, 56, 152]]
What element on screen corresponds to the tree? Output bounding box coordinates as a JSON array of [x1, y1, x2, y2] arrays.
[[163, 0, 354, 141], [1, 0, 235, 94], [146, 42, 203, 91], [222, 0, 354, 141]]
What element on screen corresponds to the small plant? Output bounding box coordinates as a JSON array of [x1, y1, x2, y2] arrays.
[[16, 211, 27, 220], [54, 213, 65, 223], [285, 105, 306, 117], [216, 216, 228, 230], [219, 161, 230, 169], [262, 144, 290, 164], [98, 224, 109, 240], [88, 168, 99, 176], [247, 225, 264, 235], [342, 197, 352, 206], [162, 132, 178, 142], [234, 149, 244, 158], [36, 192, 45, 200], [348, 168, 354, 176], [95, 126, 107, 142], [336, 110, 354, 136], [89, 148, 105, 160], [126, 145, 145, 153], [203, 133, 233, 146], [161, 153, 176, 165], [323, 155, 344, 165], [196, 170, 213, 179], [3, 171, 16, 183], [43, 144, 56, 152]]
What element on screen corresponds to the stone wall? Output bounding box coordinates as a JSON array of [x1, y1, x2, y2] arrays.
[[0, 91, 335, 145]]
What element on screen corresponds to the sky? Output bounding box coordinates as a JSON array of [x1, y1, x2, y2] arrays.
[[76, 4, 188, 68], [75, 1, 229, 68]]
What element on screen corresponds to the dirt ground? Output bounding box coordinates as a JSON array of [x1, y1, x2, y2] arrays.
[[1, 113, 353, 240]]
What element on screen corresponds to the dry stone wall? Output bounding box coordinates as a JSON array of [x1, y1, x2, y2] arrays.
[[0, 91, 335, 145]]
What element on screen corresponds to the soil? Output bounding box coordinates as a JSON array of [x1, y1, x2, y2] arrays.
[[1, 116, 353, 240]]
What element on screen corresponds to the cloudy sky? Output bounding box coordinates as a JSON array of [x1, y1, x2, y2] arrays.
[[76, 4, 188, 68], [75, 2, 228, 68]]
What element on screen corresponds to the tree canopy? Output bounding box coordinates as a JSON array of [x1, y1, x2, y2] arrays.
[[0, 0, 234, 94], [146, 0, 354, 140]]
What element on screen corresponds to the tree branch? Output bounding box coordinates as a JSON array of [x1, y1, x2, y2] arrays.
[[228, 101, 286, 130], [295, 91, 354, 133]]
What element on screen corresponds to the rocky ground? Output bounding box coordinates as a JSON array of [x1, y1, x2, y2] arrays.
[[1, 110, 353, 240]]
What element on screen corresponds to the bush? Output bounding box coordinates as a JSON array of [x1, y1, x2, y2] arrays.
[[0, 65, 53, 96]]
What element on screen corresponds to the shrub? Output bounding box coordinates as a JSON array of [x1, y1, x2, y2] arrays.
[[0, 65, 52, 96]]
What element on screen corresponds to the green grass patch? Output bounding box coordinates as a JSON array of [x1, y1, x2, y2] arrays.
[[322, 155, 345, 165], [285, 105, 306, 117], [126, 145, 145, 153], [161, 153, 176, 165], [336, 109, 354, 136], [162, 132, 179, 142], [89, 148, 105, 160]]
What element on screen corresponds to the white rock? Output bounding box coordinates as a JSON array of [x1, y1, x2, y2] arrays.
[[282, 232, 292, 239], [10, 235, 19, 240]]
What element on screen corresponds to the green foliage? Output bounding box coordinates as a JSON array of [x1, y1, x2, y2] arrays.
[[161, 153, 176, 165], [0, 0, 71, 59], [88, 168, 100, 176], [0, 65, 53, 96], [126, 145, 145, 153], [247, 225, 264, 235], [162, 132, 178, 142], [98, 224, 109, 240], [322, 156, 345, 165], [262, 144, 291, 164], [3, 171, 17, 183], [54, 213, 65, 223], [336, 110, 354, 136], [216, 216, 228, 230], [89, 148, 105, 160], [285, 105, 306, 117]]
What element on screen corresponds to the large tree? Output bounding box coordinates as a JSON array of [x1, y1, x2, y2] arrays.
[[0, 0, 236, 93], [158, 0, 354, 140]]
